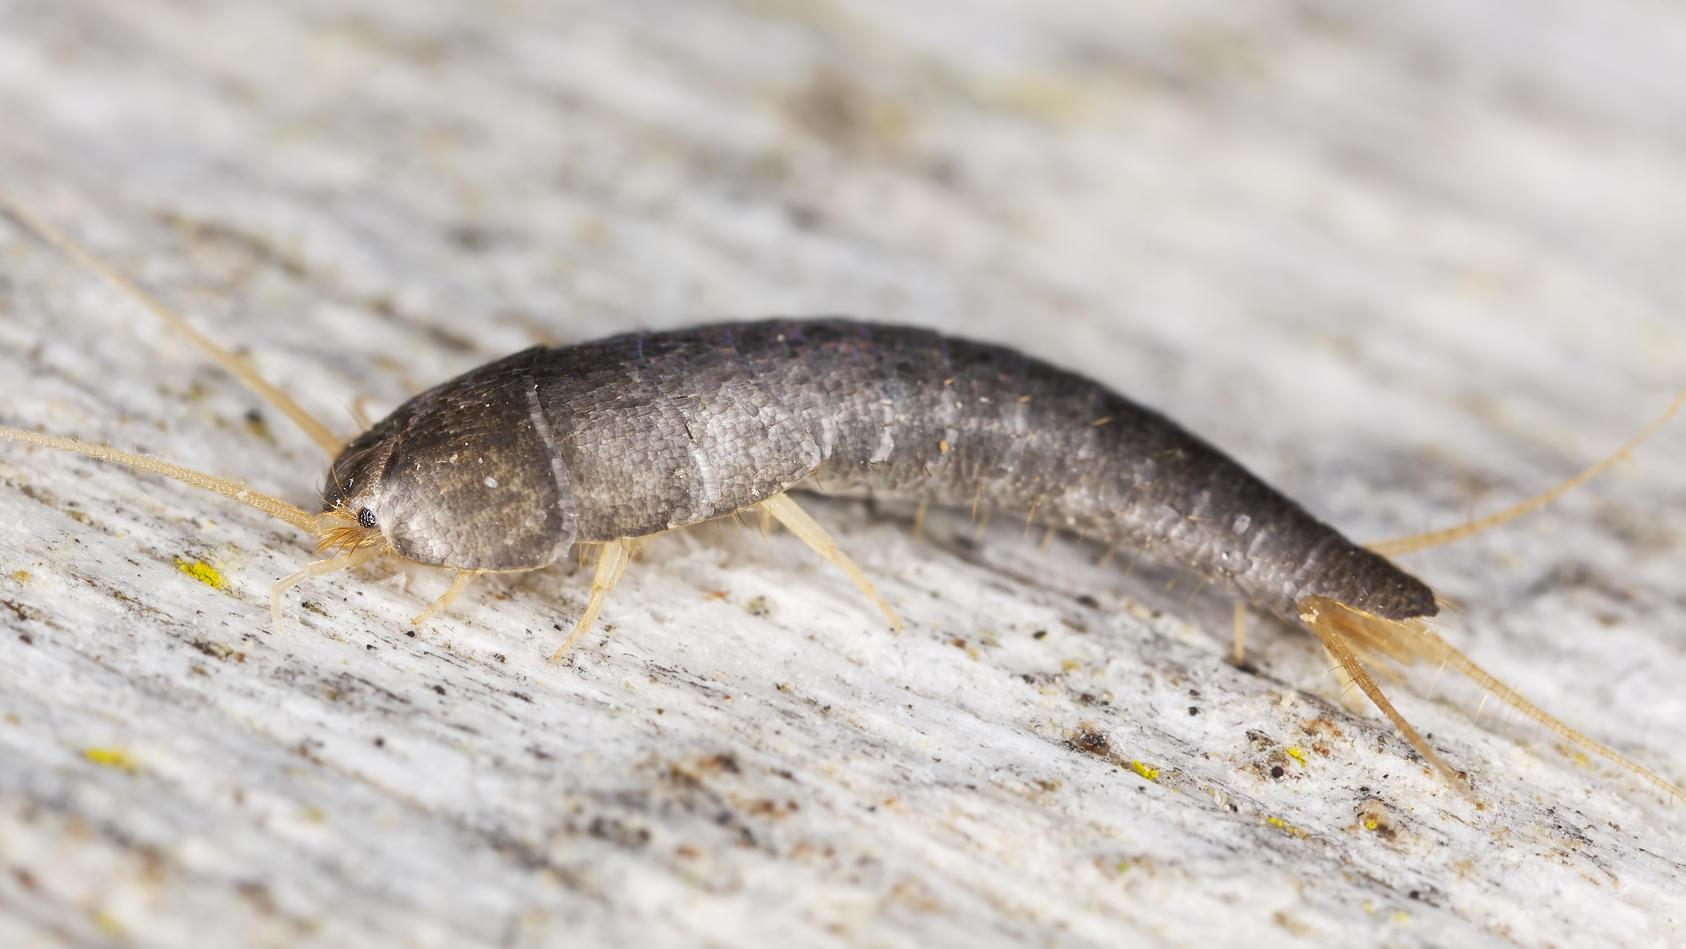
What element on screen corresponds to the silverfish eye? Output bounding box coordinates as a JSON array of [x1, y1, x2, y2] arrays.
[[357, 507, 378, 529]]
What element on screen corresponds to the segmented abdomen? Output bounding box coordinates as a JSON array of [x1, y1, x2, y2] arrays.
[[536, 319, 1435, 621]]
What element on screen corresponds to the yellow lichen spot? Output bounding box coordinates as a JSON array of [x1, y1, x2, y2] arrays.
[[1266, 815, 1301, 836], [1115, 859, 1131, 873], [939, 439, 950, 454], [174, 557, 226, 590], [976, 74, 1089, 124], [1129, 760, 1159, 781], [1060, 658, 1082, 672], [1363, 817, 1379, 831], [10, 570, 29, 583], [83, 747, 140, 773], [92, 910, 126, 938], [1285, 746, 1306, 765]]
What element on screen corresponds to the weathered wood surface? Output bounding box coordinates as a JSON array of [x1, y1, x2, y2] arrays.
[[1, 2, 1684, 946]]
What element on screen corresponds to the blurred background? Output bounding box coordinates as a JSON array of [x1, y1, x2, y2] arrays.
[[3, 2, 1685, 946]]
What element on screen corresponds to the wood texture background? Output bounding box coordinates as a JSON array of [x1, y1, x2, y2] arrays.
[[2, 2, 1684, 946]]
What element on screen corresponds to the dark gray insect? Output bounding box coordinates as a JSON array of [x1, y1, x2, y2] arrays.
[[1, 191, 1679, 803], [323, 320, 1433, 623]]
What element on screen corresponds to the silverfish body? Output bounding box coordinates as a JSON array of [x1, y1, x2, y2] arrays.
[[322, 318, 1435, 624]]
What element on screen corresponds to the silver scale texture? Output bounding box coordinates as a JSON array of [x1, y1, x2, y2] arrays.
[[329, 319, 1435, 620]]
